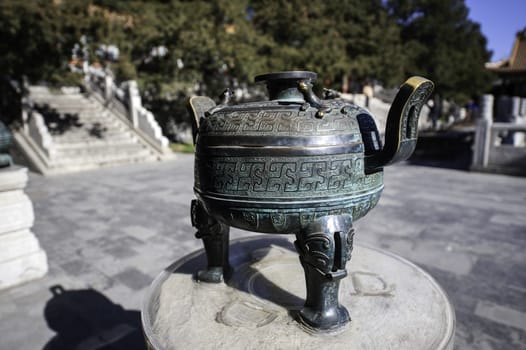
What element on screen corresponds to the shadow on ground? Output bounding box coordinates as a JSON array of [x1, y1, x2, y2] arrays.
[[409, 130, 474, 170], [43, 285, 146, 350], [175, 236, 304, 313], [36, 104, 84, 135], [228, 238, 305, 309]]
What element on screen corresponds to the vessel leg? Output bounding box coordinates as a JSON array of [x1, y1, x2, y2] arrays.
[[294, 215, 354, 331], [191, 200, 232, 283]]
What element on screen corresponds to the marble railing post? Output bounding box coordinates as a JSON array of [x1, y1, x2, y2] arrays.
[[21, 103, 29, 134], [472, 95, 493, 169], [127, 81, 141, 128], [104, 73, 114, 102], [510, 97, 524, 146], [137, 107, 169, 149], [520, 98, 526, 117], [27, 111, 55, 158], [83, 72, 170, 152]]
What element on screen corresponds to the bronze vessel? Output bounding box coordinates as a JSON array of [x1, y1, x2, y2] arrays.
[[188, 71, 433, 332]]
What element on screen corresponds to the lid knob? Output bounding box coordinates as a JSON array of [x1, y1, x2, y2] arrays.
[[255, 71, 317, 102]]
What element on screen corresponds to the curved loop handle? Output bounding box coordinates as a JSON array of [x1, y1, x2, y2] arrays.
[[187, 96, 216, 145], [365, 76, 434, 172]]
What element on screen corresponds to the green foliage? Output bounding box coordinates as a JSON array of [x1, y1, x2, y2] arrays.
[[386, 0, 493, 102], [250, 0, 404, 88], [0, 0, 494, 112], [170, 143, 195, 153]]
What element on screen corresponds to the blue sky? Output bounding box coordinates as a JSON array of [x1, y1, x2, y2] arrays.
[[465, 0, 526, 61]]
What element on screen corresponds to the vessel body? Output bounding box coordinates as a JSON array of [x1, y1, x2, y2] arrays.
[[194, 98, 383, 233]]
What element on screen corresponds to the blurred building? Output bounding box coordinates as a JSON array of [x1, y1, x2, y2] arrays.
[[486, 27, 526, 97]]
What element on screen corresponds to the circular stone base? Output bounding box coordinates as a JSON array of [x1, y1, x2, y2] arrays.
[[142, 236, 455, 350]]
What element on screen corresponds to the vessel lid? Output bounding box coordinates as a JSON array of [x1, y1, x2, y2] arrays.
[[255, 71, 317, 83]]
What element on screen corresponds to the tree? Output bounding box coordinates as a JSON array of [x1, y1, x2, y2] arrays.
[[128, 0, 273, 124], [0, 1, 74, 84], [250, 0, 405, 89], [386, 0, 493, 102], [0, 0, 495, 128], [0, 0, 87, 123]]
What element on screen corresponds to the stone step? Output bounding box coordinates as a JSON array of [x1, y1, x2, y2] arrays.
[[53, 136, 138, 149], [75, 116, 123, 125], [24, 86, 167, 174], [38, 110, 122, 124], [32, 95, 88, 101], [50, 125, 130, 136], [49, 129, 129, 140], [51, 107, 103, 114], [48, 154, 158, 174], [54, 143, 146, 158], [52, 147, 152, 162], [51, 128, 132, 138], [47, 118, 125, 130], [30, 93, 131, 134], [30, 94, 86, 102], [49, 100, 99, 106], [32, 98, 93, 106], [51, 125, 126, 135], [49, 149, 155, 168], [36, 104, 102, 114], [32, 101, 92, 109], [52, 135, 134, 145], [35, 109, 103, 119], [45, 114, 121, 123]]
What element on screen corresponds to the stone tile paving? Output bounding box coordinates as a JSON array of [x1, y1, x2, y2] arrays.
[[0, 153, 524, 349]]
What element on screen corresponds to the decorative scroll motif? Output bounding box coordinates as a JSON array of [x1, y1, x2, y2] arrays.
[[303, 233, 333, 271], [345, 228, 355, 261], [201, 109, 359, 136], [212, 188, 382, 232], [197, 155, 381, 198], [352, 192, 381, 220]]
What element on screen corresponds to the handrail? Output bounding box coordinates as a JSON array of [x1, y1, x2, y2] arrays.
[[491, 123, 526, 132], [27, 111, 54, 157], [83, 69, 169, 153], [18, 87, 55, 162], [472, 94, 526, 175]]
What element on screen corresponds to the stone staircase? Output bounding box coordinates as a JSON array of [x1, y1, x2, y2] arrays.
[[14, 87, 169, 174]]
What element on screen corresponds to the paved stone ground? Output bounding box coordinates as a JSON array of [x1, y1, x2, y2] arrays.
[[0, 153, 525, 349]]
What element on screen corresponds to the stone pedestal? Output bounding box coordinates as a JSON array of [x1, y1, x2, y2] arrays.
[[142, 236, 455, 350], [0, 166, 47, 289]]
